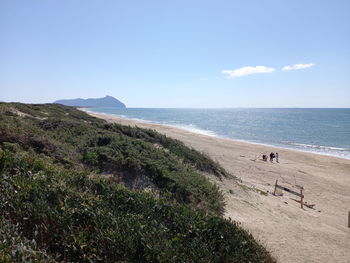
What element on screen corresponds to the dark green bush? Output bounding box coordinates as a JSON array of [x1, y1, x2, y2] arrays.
[[0, 149, 274, 263], [0, 103, 275, 262], [0, 218, 57, 263], [0, 102, 225, 214]]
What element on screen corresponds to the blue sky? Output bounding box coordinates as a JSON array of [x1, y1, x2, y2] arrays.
[[1, 0, 349, 107]]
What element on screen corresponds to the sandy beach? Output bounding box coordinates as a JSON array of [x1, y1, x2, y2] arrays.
[[83, 110, 350, 263]]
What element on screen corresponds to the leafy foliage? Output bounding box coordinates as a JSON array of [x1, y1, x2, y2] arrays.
[[0, 103, 275, 262], [0, 219, 56, 263], [0, 148, 274, 263], [0, 102, 225, 214]]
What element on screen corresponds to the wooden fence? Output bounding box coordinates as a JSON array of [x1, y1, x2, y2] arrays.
[[273, 179, 304, 208]]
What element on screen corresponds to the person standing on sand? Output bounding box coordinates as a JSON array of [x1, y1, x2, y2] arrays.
[[269, 152, 275, 162], [276, 152, 279, 163], [262, 154, 268, 161]]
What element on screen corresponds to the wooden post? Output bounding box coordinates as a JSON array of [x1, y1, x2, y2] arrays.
[[273, 180, 278, 196], [300, 188, 304, 209], [348, 211, 350, 228]]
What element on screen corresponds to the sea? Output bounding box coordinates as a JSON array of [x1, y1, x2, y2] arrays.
[[87, 108, 350, 160]]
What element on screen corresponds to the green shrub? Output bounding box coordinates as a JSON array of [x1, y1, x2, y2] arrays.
[[0, 219, 57, 263], [82, 151, 99, 167], [0, 150, 274, 263], [0, 102, 275, 262]]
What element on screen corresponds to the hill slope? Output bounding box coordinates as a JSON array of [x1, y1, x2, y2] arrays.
[[54, 95, 126, 108], [0, 102, 275, 263]]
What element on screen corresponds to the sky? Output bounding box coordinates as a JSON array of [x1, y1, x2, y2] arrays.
[[1, 0, 350, 108]]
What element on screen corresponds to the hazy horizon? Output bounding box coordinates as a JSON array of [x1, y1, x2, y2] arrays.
[[1, 96, 350, 109], [1, 0, 350, 108]]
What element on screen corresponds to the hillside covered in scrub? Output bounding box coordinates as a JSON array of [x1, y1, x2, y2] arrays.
[[0, 102, 275, 263]]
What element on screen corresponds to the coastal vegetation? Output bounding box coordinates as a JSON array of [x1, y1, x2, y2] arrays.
[[0, 102, 275, 262]]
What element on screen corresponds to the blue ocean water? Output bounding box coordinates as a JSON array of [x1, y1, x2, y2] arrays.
[[88, 108, 350, 159]]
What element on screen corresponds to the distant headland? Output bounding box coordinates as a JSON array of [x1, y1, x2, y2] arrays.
[[54, 95, 126, 108]]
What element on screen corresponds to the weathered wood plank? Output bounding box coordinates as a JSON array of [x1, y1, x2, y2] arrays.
[[275, 184, 304, 198]]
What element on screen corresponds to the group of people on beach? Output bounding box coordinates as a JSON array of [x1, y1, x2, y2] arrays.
[[261, 152, 279, 163]]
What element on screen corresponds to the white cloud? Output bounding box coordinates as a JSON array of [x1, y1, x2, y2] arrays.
[[222, 66, 275, 78], [282, 63, 314, 71]]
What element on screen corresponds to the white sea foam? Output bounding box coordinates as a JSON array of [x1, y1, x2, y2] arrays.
[[289, 143, 350, 159], [170, 124, 218, 137], [89, 110, 218, 137], [291, 143, 348, 151], [87, 110, 154, 124]]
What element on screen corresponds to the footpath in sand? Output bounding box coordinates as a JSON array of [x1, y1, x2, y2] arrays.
[[84, 110, 350, 263]]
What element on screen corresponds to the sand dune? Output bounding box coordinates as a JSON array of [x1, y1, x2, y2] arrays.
[[83, 110, 350, 263]]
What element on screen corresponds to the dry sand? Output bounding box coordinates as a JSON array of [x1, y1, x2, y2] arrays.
[[83, 110, 350, 263]]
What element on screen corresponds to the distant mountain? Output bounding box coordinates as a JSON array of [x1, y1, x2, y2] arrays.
[[54, 95, 126, 108]]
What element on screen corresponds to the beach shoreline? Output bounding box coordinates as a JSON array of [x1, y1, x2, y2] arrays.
[[81, 108, 350, 160], [81, 108, 350, 263]]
